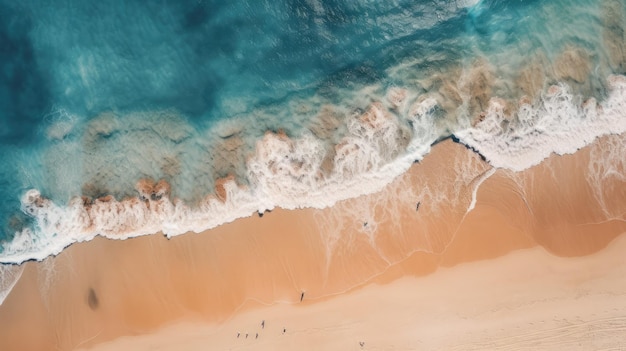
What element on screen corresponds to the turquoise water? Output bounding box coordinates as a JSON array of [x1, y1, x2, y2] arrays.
[[0, 0, 625, 263]]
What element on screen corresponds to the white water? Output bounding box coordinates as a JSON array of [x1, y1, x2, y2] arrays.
[[2, 76, 625, 268]]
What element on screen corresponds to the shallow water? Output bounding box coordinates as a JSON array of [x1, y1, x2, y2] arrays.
[[0, 0, 625, 265]]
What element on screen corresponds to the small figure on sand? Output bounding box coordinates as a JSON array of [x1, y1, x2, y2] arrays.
[[261, 320, 265, 329], [237, 332, 240, 338], [363, 222, 368, 227], [256, 333, 258, 339], [246, 333, 248, 339], [283, 328, 286, 334], [300, 291, 305, 302], [359, 341, 365, 348], [416, 201, 421, 211]]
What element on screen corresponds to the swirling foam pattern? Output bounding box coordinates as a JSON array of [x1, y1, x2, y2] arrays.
[[0, 0, 624, 266]]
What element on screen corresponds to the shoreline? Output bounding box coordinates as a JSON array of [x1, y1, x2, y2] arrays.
[[5, 71, 626, 265], [0, 134, 624, 350]]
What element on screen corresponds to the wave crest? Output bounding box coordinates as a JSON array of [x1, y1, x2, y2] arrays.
[[2, 74, 625, 265]]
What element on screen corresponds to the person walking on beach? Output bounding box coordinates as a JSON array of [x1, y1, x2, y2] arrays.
[[300, 291, 305, 302], [261, 320, 265, 329]]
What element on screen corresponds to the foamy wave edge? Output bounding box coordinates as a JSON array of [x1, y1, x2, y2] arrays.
[[2, 75, 626, 265], [456, 75, 626, 171]]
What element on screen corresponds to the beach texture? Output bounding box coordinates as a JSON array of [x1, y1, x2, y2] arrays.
[[0, 1, 625, 349], [1, 135, 624, 350]]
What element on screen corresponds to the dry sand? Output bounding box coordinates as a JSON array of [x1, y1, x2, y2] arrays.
[[86, 234, 626, 351], [0, 134, 624, 350]]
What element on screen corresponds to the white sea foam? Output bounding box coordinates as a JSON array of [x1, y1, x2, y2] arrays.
[[455, 76, 626, 171], [467, 168, 497, 214], [1, 75, 625, 268], [0, 95, 440, 264], [586, 133, 626, 218], [0, 264, 24, 306]]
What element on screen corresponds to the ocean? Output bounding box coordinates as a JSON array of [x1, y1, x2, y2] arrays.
[[0, 0, 624, 271]]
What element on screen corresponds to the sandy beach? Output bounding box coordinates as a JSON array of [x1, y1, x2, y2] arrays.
[[1, 1, 625, 350], [86, 234, 626, 351], [0, 134, 624, 350]]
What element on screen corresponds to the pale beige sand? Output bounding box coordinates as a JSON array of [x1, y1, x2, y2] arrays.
[[0, 134, 624, 350], [85, 233, 626, 351]]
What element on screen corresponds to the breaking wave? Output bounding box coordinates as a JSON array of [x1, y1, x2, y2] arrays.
[[3, 74, 625, 264], [0, 0, 625, 308]]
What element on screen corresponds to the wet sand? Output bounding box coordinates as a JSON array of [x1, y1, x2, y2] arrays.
[[0, 134, 624, 350]]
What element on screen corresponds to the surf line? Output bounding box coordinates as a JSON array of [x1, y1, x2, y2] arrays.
[[467, 168, 497, 213]]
